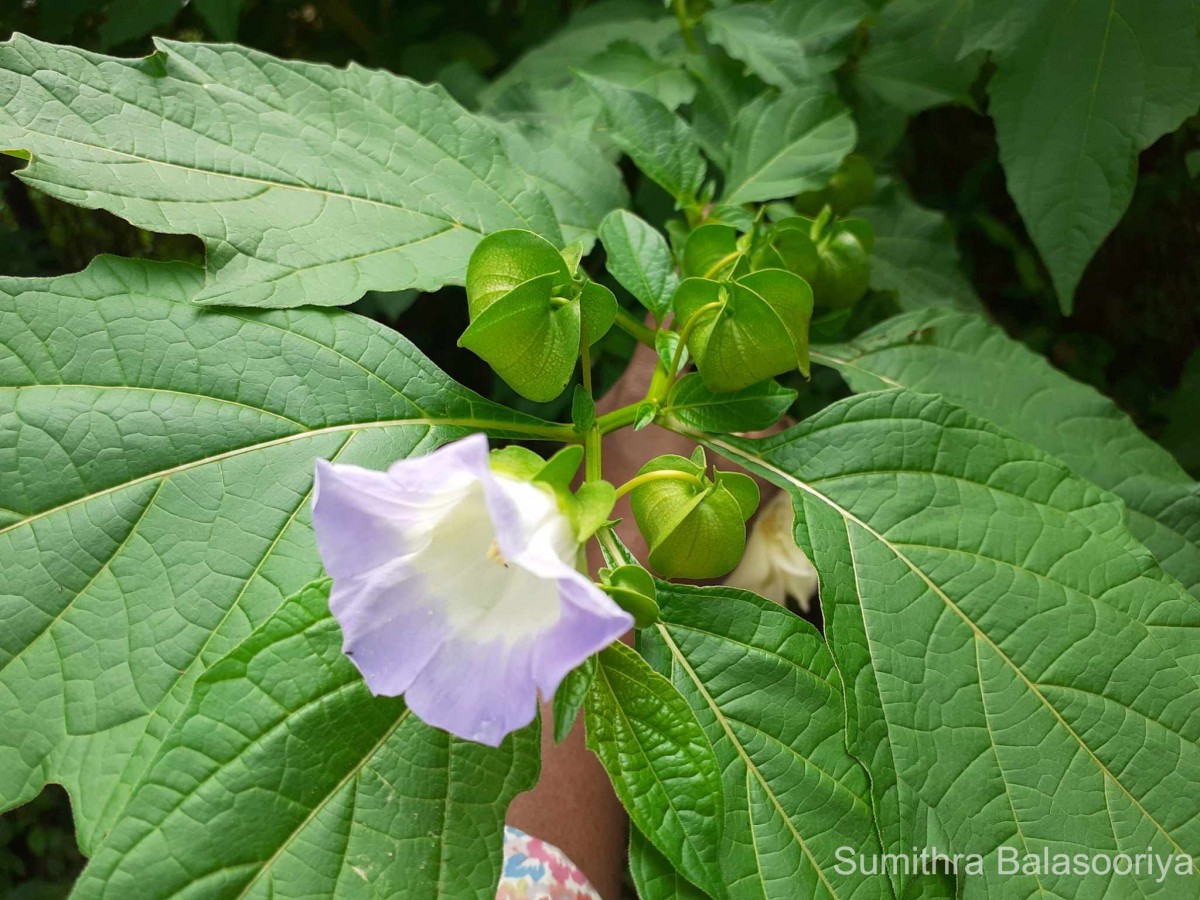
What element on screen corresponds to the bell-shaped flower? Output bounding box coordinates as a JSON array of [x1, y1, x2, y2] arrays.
[[727, 491, 819, 611], [311, 434, 632, 746]]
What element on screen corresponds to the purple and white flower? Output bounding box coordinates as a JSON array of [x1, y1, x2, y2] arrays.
[[311, 434, 632, 746]]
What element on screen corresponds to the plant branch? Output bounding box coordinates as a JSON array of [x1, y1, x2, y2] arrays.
[[581, 334, 603, 481], [613, 306, 658, 347], [672, 0, 698, 52]]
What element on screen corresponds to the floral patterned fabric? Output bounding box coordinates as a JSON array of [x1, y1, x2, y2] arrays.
[[497, 826, 601, 899]]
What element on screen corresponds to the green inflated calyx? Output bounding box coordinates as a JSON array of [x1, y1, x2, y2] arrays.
[[673, 267, 813, 393], [794, 153, 876, 216], [461, 229, 616, 402], [770, 211, 873, 310], [629, 450, 759, 579], [598, 564, 660, 628]]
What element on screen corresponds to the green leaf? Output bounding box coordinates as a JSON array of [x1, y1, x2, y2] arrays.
[[483, 4, 677, 113], [687, 53, 766, 169], [858, 182, 983, 311], [666, 373, 796, 433], [690, 392, 1200, 896], [495, 121, 629, 252], [598, 209, 679, 320], [853, 0, 984, 114], [723, 85, 856, 204], [578, 39, 695, 110], [814, 307, 1200, 601], [0, 256, 567, 852], [638, 581, 893, 899], [704, 0, 867, 90], [959, 0, 1045, 58], [581, 73, 708, 204], [986, 0, 1200, 311], [629, 827, 709, 900], [634, 401, 658, 431], [553, 656, 597, 744], [585, 641, 725, 899], [773, 0, 872, 75], [703, 3, 818, 90], [0, 36, 560, 309], [72, 579, 539, 898]]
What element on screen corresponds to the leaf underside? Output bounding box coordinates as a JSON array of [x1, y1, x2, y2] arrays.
[[0, 36, 561, 309]]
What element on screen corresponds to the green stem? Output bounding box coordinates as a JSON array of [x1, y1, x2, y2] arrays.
[[701, 249, 743, 281], [672, 0, 698, 52], [613, 306, 658, 347], [581, 334, 602, 482], [595, 402, 643, 436], [646, 361, 672, 406], [613, 468, 705, 500]]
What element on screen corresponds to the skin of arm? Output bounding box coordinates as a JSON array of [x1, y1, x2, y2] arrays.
[[506, 338, 786, 898]]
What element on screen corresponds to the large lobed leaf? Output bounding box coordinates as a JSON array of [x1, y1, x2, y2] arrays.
[[688, 392, 1200, 897], [815, 308, 1200, 601], [0, 36, 560, 309], [0, 256, 567, 853], [73, 580, 538, 899]]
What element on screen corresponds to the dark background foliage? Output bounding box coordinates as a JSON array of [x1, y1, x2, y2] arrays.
[[1, 1, 1196, 895]]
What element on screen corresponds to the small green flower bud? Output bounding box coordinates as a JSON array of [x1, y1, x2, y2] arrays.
[[598, 564, 660, 628], [770, 213, 873, 310], [794, 154, 876, 216]]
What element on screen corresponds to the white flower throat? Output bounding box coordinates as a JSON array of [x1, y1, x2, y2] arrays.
[[410, 475, 569, 645]]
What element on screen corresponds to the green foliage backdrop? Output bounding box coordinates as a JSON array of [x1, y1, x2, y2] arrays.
[[1, 0, 1198, 898]]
